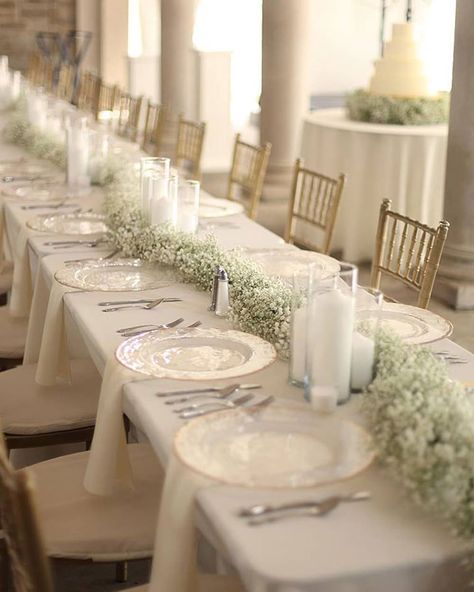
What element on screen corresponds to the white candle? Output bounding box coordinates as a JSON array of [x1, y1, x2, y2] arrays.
[[310, 385, 338, 414], [351, 331, 375, 391], [150, 196, 176, 226], [67, 125, 90, 189], [308, 289, 355, 403], [11, 71, 21, 101]]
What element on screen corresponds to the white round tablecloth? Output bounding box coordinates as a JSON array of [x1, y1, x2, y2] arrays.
[[300, 108, 448, 262]]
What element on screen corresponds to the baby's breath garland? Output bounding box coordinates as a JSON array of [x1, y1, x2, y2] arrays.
[[4, 105, 474, 544]]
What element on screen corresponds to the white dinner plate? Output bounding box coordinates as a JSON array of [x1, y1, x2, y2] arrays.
[[116, 327, 277, 380], [26, 212, 107, 235], [240, 247, 340, 280], [199, 193, 244, 218], [357, 302, 453, 345], [175, 403, 374, 488], [55, 258, 170, 292]]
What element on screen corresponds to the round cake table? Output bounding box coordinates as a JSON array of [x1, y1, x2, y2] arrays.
[[300, 108, 448, 262]]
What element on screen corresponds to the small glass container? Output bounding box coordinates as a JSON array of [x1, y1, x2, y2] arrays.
[[289, 265, 313, 387], [140, 157, 171, 218], [66, 115, 90, 196], [176, 179, 200, 234]]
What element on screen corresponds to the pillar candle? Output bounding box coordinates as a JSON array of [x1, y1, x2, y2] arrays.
[[351, 331, 375, 391], [308, 289, 355, 404]]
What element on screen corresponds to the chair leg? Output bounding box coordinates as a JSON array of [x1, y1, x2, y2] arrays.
[[0, 538, 10, 591], [115, 560, 128, 583]]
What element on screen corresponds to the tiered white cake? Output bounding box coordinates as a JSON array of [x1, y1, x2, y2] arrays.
[[369, 23, 434, 98]]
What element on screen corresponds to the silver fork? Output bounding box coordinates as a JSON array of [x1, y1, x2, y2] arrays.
[[164, 383, 261, 405], [120, 320, 201, 338], [102, 298, 182, 312], [64, 249, 120, 265], [121, 317, 185, 335], [156, 383, 260, 398], [178, 393, 255, 419]]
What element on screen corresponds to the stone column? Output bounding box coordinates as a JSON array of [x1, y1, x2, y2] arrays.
[[260, 0, 312, 184], [436, 0, 474, 309], [160, 0, 196, 117], [101, 0, 128, 87], [76, 0, 101, 73]]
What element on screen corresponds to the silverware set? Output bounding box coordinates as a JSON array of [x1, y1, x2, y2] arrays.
[[177, 394, 274, 420], [44, 237, 107, 249], [2, 175, 52, 183], [433, 351, 468, 364], [64, 249, 120, 265], [21, 202, 79, 211], [101, 297, 182, 312], [117, 318, 201, 338], [239, 491, 371, 526], [159, 383, 261, 405]]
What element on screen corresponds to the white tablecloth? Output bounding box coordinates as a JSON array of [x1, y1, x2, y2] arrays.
[[2, 113, 473, 592], [300, 108, 448, 262]]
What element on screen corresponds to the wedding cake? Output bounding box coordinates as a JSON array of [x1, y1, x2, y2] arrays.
[[368, 23, 434, 98]]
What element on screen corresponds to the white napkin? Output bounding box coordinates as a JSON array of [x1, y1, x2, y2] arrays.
[[9, 227, 33, 318], [149, 453, 212, 592], [23, 265, 51, 365], [34, 280, 74, 386], [83, 357, 138, 496]]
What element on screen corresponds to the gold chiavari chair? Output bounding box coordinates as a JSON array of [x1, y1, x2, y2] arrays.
[[175, 114, 206, 180], [76, 70, 100, 113], [370, 199, 450, 308], [141, 100, 167, 155], [0, 431, 244, 592], [26, 53, 41, 85], [117, 92, 144, 142], [284, 158, 346, 254], [55, 63, 75, 102], [95, 81, 120, 122], [226, 133, 272, 220]]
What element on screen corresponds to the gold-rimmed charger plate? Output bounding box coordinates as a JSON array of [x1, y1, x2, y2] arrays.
[[26, 211, 107, 235], [357, 303, 453, 345], [175, 403, 374, 488], [55, 258, 170, 292], [116, 327, 277, 380]]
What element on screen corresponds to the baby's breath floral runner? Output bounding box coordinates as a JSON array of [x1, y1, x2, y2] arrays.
[[4, 105, 474, 545]]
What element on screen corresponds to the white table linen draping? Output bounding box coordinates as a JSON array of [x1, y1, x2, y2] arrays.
[[300, 108, 448, 263], [9, 226, 33, 317]]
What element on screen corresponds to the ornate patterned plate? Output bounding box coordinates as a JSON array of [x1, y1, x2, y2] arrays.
[[116, 327, 277, 380], [240, 247, 340, 280], [26, 212, 107, 235], [55, 258, 170, 292], [357, 302, 453, 345], [199, 193, 244, 218], [175, 404, 374, 488]]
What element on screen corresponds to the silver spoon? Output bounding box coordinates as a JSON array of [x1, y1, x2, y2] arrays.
[[178, 393, 255, 419]]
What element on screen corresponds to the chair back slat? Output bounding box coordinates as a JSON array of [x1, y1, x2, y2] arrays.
[[142, 100, 167, 155], [284, 159, 345, 254], [55, 64, 74, 102], [0, 434, 53, 592], [175, 115, 206, 180], [370, 199, 449, 308], [77, 71, 101, 114], [117, 92, 143, 142], [226, 134, 271, 220]]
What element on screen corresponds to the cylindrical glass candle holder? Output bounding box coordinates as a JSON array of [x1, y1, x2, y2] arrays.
[[88, 129, 110, 184], [66, 116, 90, 195], [150, 173, 178, 226], [305, 263, 358, 408], [351, 287, 383, 392], [140, 157, 171, 218], [289, 266, 313, 387], [176, 179, 200, 233]]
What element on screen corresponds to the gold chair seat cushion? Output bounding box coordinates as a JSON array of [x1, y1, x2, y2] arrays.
[[0, 260, 13, 294], [30, 443, 164, 561], [0, 305, 27, 358], [128, 574, 244, 592], [0, 359, 100, 435]]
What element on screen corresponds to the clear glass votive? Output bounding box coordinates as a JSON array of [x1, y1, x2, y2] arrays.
[[176, 179, 200, 234], [305, 263, 358, 407], [289, 265, 314, 388], [351, 287, 383, 392], [140, 157, 171, 218], [88, 129, 110, 184], [149, 173, 178, 227], [66, 115, 91, 196]]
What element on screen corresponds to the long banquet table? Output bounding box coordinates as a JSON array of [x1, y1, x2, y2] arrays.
[[1, 114, 473, 591]]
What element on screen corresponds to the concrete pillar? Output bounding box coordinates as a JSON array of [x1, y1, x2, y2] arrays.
[[260, 0, 312, 184], [436, 0, 474, 308], [160, 0, 196, 117], [101, 0, 129, 87], [76, 0, 101, 73]]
